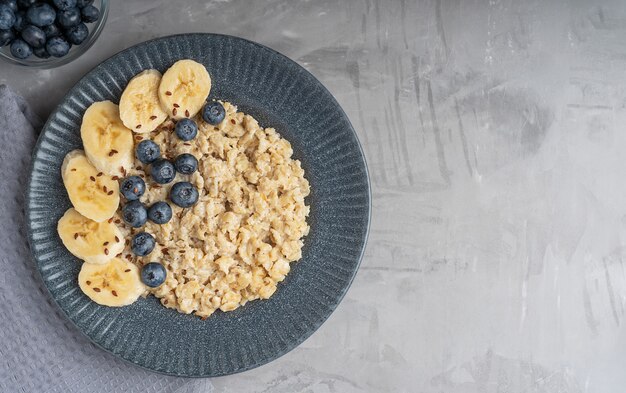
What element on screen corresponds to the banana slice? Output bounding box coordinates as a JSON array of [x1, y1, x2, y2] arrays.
[[158, 59, 211, 120], [78, 257, 145, 307], [81, 101, 134, 176], [119, 69, 168, 133], [61, 150, 120, 222], [57, 208, 124, 264]]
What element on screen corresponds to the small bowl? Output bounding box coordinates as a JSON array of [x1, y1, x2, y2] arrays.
[[0, 0, 109, 69]]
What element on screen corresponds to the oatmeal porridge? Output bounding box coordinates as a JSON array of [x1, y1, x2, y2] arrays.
[[118, 102, 310, 318]]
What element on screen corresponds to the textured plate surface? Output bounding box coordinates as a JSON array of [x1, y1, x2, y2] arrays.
[[26, 33, 370, 377]]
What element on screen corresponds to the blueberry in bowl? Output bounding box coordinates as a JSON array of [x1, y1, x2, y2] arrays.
[[26, 3, 56, 27], [80, 4, 98, 22], [170, 181, 199, 208], [45, 35, 70, 57], [174, 118, 198, 141], [150, 159, 176, 184], [56, 7, 81, 28], [131, 232, 155, 257], [174, 154, 198, 175], [202, 101, 226, 125], [141, 262, 166, 288], [122, 200, 147, 228], [0, 4, 16, 30], [147, 201, 172, 224], [120, 176, 145, 201], [0, 0, 108, 68], [21, 24, 46, 48], [10, 38, 30, 58], [66, 22, 88, 44], [136, 140, 161, 164]]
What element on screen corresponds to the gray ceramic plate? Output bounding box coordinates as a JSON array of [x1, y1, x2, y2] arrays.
[[26, 33, 370, 377]]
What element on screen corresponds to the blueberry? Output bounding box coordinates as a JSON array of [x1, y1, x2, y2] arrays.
[[26, 3, 56, 27], [147, 201, 172, 224], [140, 262, 166, 287], [75, 0, 93, 7], [122, 200, 147, 228], [202, 101, 225, 125], [174, 118, 198, 141], [10, 38, 30, 58], [0, 0, 17, 12], [0, 5, 15, 30], [65, 21, 87, 44], [170, 182, 199, 208], [52, 0, 77, 11], [56, 6, 79, 27], [42, 22, 60, 37], [131, 232, 155, 257], [12, 10, 24, 30], [17, 0, 36, 7], [120, 176, 145, 201], [45, 35, 69, 57], [21, 24, 45, 47], [150, 159, 176, 184], [174, 154, 198, 175], [0, 28, 13, 46], [80, 4, 98, 22], [32, 45, 49, 58], [135, 140, 161, 164]]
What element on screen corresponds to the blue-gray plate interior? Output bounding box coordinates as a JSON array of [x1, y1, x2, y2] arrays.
[[26, 33, 370, 377]]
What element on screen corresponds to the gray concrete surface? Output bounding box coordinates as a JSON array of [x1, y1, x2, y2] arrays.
[[3, 0, 626, 392]]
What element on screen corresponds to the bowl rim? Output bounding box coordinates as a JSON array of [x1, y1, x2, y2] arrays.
[[25, 32, 372, 377], [0, 0, 109, 69]]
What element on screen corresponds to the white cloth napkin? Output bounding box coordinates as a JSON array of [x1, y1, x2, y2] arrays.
[[0, 85, 214, 393]]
